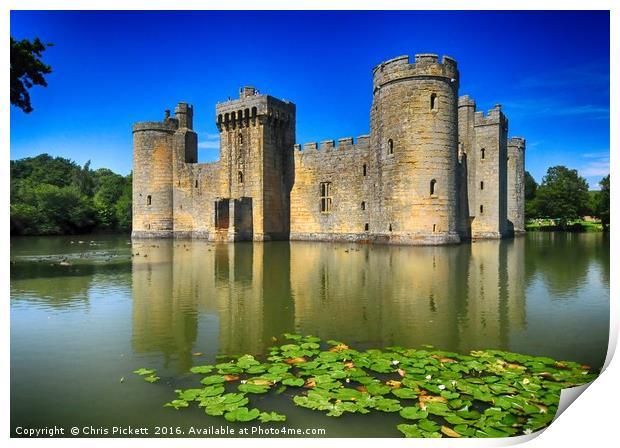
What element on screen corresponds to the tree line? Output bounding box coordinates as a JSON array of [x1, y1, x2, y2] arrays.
[[524, 166, 610, 230], [10, 154, 132, 235]]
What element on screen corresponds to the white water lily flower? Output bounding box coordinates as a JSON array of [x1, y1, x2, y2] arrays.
[[240, 380, 247, 384], [523, 429, 533, 435], [451, 380, 457, 386], [425, 375, 432, 380], [522, 378, 530, 385], [392, 360, 400, 366], [438, 384, 446, 390]]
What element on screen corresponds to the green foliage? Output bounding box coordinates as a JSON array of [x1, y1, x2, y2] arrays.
[[10, 154, 132, 235], [144, 334, 597, 438], [524, 171, 538, 201], [10, 36, 53, 113], [528, 166, 590, 225], [596, 175, 610, 230], [524, 171, 538, 220]]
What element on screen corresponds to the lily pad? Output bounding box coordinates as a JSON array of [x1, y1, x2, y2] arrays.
[[164, 399, 189, 410], [259, 411, 287, 422], [238, 383, 271, 394], [189, 365, 214, 374], [223, 407, 261, 422], [400, 406, 429, 420]]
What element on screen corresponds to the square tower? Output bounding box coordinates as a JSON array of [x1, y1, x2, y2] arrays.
[[215, 87, 296, 241], [471, 104, 509, 238]]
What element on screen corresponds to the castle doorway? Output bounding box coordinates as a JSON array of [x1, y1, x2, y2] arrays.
[[215, 199, 230, 229]]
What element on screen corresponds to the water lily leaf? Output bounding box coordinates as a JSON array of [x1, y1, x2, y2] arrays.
[[133, 368, 156, 376], [201, 375, 226, 386], [424, 401, 452, 416], [203, 395, 249, 416], [453, 424, 477, 437], [144, 375, 160, 383], [327, 401, 359, 417], [224, 407, 261, 422], [332, 388, 364, 401], [236, 355, 260, 370], [176, 388, 204, 401], [400, 406, 428, 420], [282, 377, 305, 387], [301, 342, 321, 350], [284, 357, 307, 365], [245, 364, 268, 374], [329, 343, 350, 352], [283, 333, 303, 341], [440, 390, 460, 400], [268, 364, 291, 375], [392, 388, 418, 399], [247, 377, 274, 386], [373, 398, 402, 412], [238, 383, 270, 394], [189, 365, 214, 374], [222, 393, 247, 404], [216, 363, 243, 374], [475, 426, 510, 438], [397, 424, 423, 438], [417, 419, 440, 432], [259, 411, 287, 422], [280, 344, 301, 352], [365, 382, 391, 396], [164, 399, 189, 410], [201, 385, 225, 397], [440, 426, 462, 438]]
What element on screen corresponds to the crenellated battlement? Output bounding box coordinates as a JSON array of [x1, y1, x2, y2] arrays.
[[458, 95, 476, 108], [474, 104, 508, 127], [373, 53, 459, 90], [294, 135, 370, 158], [216, 91, 295, 131], [508, 137, 526, 149]]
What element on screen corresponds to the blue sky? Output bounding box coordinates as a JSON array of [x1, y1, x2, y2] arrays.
[[10, 10, 610, 188]]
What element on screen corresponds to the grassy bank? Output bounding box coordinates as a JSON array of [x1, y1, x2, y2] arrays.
[[526, 219, 604, 232]]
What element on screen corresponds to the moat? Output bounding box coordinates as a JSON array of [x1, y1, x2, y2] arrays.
[[10, 233, 609, 437]]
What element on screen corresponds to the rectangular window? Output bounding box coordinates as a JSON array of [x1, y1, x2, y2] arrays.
[[320, 182, 332, 213]]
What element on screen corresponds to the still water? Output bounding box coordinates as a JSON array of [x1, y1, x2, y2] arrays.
[[10, 233, 609, 437]]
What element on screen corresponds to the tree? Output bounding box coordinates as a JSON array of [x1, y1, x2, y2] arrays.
[[524, 171, 539, 220], [524, 171, 538, 201], [10, 37, 53, 113], [597, 175, 610, 230], [92, 169, 126, 230], [532, 166, 590, 226], [10, 154, 133, 235]]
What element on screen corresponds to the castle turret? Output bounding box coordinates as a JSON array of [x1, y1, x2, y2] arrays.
[[132, 111, 178, 237], [507, 137, 526, 235], [369, 54, 460, 244], [215, 88, 296, 241]]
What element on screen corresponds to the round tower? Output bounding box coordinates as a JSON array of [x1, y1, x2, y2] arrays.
[[507, 137, 526, 235], [132, 114, 178, 238], [370, 53, 460, 244]]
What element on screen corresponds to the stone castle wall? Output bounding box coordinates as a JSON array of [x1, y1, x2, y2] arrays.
[[289, 136, 372, 241], [132, 53, 526, 245]]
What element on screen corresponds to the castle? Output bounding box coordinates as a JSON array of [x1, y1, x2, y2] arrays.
[[132, 53, 526, 245]]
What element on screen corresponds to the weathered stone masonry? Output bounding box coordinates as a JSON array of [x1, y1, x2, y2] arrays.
[[132, 53, 526, 245]]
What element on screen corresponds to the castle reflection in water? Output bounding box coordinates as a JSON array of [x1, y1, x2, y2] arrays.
[[131, 237, 535, 372]]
